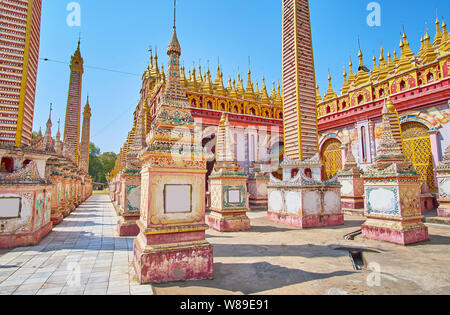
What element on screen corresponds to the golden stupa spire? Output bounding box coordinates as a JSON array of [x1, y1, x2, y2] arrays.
[[229, 78, 238, 99], [341, 67, 350, 95], [197, 64, 203, 84], [214, 65, 226, 96], [189, 67, 198, 91], [244, 68, 255, 100], [440, 20, 450, 53], [180, 65, 188, 87], [419, 36, 425, 58], [355, 48, 370, 86], [378, 46, 388, 80], [255, 81, 261, 98], [236, 74, 244, 97], [422, 29, 438, 64], [202, 66, 214, 94], [386, 51, 394, 73], [270, 81, 277, 100], [347, 59, 356, 88], [226, 77, 233, 96], [275, 83, 283, 106], [324, 72, 337, 100], [260, 76, 270, 104], [402, 32, 415, 60], [316, 84, 323, 103], [433, 15, 443, 47], [371, 56, 379, 80], [152, 48, 160, 77]]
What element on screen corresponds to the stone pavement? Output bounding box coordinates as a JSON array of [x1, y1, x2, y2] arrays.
[[154, 213, 450, 295], [1, 194, 450, 295], [0, 195, 153, 295]]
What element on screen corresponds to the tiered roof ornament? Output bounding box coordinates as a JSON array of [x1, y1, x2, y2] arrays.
[[364, 98, 417, 177], [338, 141, 363, 176]]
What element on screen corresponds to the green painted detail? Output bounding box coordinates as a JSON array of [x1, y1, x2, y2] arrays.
[[222, 185, 246, 208]]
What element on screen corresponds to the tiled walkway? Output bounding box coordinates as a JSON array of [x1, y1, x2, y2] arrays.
[[0, 195, 153, 295]]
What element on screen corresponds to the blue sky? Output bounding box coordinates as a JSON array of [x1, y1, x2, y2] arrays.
[[33, 0, 450, 154]]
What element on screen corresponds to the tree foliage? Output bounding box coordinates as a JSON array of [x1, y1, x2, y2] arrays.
[[89, 143, 116, 183]]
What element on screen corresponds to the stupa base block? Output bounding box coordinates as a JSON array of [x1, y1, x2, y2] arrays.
[[207, 211, 251, 232], [249, 200, 268, 211], [267, 211, 344, 228], [362, 223, 429, 245], [438, 207, 450, 218], [51, 213, 64, 226], [341, 199, 365, 211], [117, 216, 140, 237], [342, 208, 365, 217], [0, 222, 53, 249], [133, 241, 214, 284]]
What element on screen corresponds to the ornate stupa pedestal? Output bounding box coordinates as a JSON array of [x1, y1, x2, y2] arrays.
[[337, 144, 365, 216], [267, 155, 343, 228], [437, 146, 450, 218], [420, 184, 435, 214], [0, 162, 53, 249], [46, 158, 64, 225], [133, 25, 213, 284], [207, 114, 251, 232], [247, 164, 270, 211], [362, 101, 429, 245], [117, 156, 142, 237]]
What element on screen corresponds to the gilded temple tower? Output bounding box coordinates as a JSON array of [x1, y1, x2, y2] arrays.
[[64, 40, 84, 163], [282, 0, 318, 160], [79, 96, 91, 173]]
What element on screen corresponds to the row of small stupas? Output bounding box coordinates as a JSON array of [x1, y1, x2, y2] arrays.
[[0, 42, 93, 249], [317, 18, 450, 117]]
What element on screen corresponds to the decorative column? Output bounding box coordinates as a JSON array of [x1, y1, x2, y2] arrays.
[[362, 102, 429, 245], [436, 145, 450, 217], [133, 24, 213, 284], [207, 114, 250, 231], [338, 143, 365, 216]]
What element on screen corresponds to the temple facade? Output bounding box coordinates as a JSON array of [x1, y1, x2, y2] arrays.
[[317, 19, 450, 206]]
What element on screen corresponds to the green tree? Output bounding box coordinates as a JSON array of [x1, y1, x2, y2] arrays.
[[89, 143, 116, 183]]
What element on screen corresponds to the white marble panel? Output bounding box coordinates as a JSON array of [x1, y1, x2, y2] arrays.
[[269, 190, 283, 212], [303, 191, 321, 215], [0, 198, 21, 218], [324, 191, 340, 214], [165, 185, 191, 213], [285, 191, 301, 214]]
